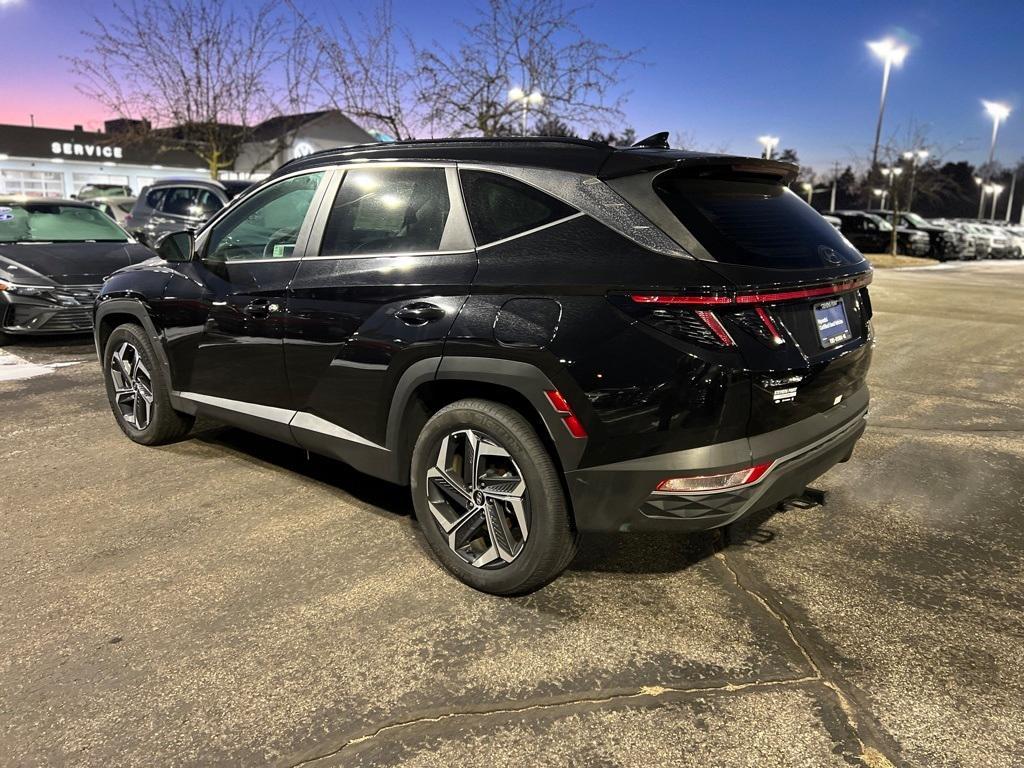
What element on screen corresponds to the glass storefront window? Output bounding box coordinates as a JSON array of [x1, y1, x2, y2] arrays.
[[0, 169, 64, 197]]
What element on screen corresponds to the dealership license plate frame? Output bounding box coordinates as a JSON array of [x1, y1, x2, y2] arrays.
[[813, 298, 853, 349]]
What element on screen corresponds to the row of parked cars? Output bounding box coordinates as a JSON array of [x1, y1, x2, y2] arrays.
[[823, 209, 1024, 260], [75, 179, 254, 243]]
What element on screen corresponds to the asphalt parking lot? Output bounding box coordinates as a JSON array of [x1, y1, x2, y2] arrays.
[[2, 260, 1022, 767]]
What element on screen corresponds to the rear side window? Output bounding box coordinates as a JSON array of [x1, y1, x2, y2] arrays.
[[653, 171, 864, 268], [460, 170, 576, 246], [320, 167, 451, 256]]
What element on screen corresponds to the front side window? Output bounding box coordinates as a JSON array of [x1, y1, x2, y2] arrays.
[[320, 167, 451, 256], [0, 203, 129, 243], [459, 170, 577, 246], [205, 172, 324, 262]]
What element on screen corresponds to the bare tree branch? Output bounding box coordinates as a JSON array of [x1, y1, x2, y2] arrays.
[[418, 0, 640, 137], [69, 0, 308, 174]]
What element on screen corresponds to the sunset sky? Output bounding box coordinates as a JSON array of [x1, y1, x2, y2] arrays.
[[0, 0, 1021, 171]]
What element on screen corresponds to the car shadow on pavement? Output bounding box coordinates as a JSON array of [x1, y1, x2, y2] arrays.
[[191, 422, 793, 577], [192, 424, 414, 519]]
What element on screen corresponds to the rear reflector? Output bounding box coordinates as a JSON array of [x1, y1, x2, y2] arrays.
[[544, 390, 588, 439], [628, 273, 872, 308], [694, 310, 735, 346], [754, 307, 785, 345], [655, 462, 772, 494]]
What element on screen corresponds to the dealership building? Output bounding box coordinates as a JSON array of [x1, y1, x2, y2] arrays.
[[0, 111, 375, 199]]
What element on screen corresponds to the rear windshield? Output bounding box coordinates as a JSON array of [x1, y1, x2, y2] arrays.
[[653, 171, 864, 268], [0, 203, 129, 243]]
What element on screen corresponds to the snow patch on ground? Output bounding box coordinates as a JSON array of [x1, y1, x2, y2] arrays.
[[0, 350, 82, 382]]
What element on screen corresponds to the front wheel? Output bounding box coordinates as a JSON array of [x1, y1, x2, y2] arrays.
[[102, 323, 194, 445], [411, 399, 578, 596]]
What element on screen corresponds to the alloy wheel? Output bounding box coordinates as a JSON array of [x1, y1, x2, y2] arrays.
[[110, 341, 154, 430], [425, 429, 530, 568]]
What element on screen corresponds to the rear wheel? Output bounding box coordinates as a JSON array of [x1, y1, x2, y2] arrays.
[[411, 399, 578, 596], [102, 323, 193, 445], [0, 330, 11, 347]]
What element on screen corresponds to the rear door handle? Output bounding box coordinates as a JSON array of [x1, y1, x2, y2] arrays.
[[242, 298, 280, 319], [395, 302, 445, 326]]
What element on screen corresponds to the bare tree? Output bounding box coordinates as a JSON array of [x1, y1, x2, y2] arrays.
[[286, 0, 420, 141], [70, 0, 304, 174], [418, 0, 640, 137]]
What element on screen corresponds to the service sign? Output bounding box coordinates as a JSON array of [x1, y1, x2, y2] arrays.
[[51, 141, 124, 160]]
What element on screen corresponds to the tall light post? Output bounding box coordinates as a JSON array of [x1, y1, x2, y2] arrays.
[[988, 183, 1005, 220], [880, 165, 903, 208], [978, 100, 1011, 217], [867, 38, 909, 168], [800, 182, 814, 204], [902, 149, 928, 212], [508, 87, 543, 136], [873, 188, 887, 209], [757, 135, 779, 160]]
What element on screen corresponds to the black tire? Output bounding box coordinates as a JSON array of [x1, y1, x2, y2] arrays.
[[102, 323, 194, 445], [0, 330, 11, 347], [411, 398, 578, 596]]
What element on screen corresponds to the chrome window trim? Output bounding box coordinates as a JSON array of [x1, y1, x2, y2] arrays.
[[300, 249, 475, 262], [474, 212, 585, 251]]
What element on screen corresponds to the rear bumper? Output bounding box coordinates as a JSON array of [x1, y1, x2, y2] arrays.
[[566, 385, 869, 532]]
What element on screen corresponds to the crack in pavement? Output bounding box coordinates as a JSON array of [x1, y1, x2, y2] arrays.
[[284, 545, 905, 768], [714, 548, 904, 768], [868, 424, 1024, 435], [283, 675, 825, 767]]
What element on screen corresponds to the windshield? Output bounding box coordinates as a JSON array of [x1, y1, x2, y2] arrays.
[[865, 213, 893, 231], [903, 212, 930, 228], [0, 203, 130, 243]]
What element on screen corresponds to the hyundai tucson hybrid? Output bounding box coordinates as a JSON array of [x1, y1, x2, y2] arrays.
[[0, 198, 153, 344], [95, 136, 873, 595]]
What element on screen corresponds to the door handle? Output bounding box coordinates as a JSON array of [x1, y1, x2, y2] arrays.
[[242, 298, 280, 319], [395, 302, 445, 326]]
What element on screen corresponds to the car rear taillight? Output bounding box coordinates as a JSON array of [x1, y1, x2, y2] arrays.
[[627, 273, 872, 308], [655, 462, 772, 494], [544, 390, 587, 438]]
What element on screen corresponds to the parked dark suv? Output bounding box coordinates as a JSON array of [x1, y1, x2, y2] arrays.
[[124, 178, 252, 245], [95, 137, 873, 595]]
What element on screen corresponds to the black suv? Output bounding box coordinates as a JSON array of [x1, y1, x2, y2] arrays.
[[94, 137, 873, 595]]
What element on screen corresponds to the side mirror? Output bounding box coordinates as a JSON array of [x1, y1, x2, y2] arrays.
[[156, 230, 194, 263]]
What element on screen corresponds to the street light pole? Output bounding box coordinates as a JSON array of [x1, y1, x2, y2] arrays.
[[979, 100, 1011, 217], [868, 39, 909, 167], [829, 161, 840, 211], [508, 87, 544, 136], [989, 184, 1004, 220], [1004, 170, 1017, 222], [902, 149, 928, 212], [757, 135, 779, 160]]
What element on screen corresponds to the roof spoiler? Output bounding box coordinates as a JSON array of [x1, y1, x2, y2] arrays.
[[599, 152, 799, 185]]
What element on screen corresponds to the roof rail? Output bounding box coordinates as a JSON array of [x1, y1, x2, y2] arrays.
[[275, 135, 611, 171]]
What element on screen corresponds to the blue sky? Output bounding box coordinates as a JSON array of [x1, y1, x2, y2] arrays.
[[1, 0, 1021, 172]]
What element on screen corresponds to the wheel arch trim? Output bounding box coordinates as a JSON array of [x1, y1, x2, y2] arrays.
[[387, 355, 586, 475], [94, 297, 175, 389]]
